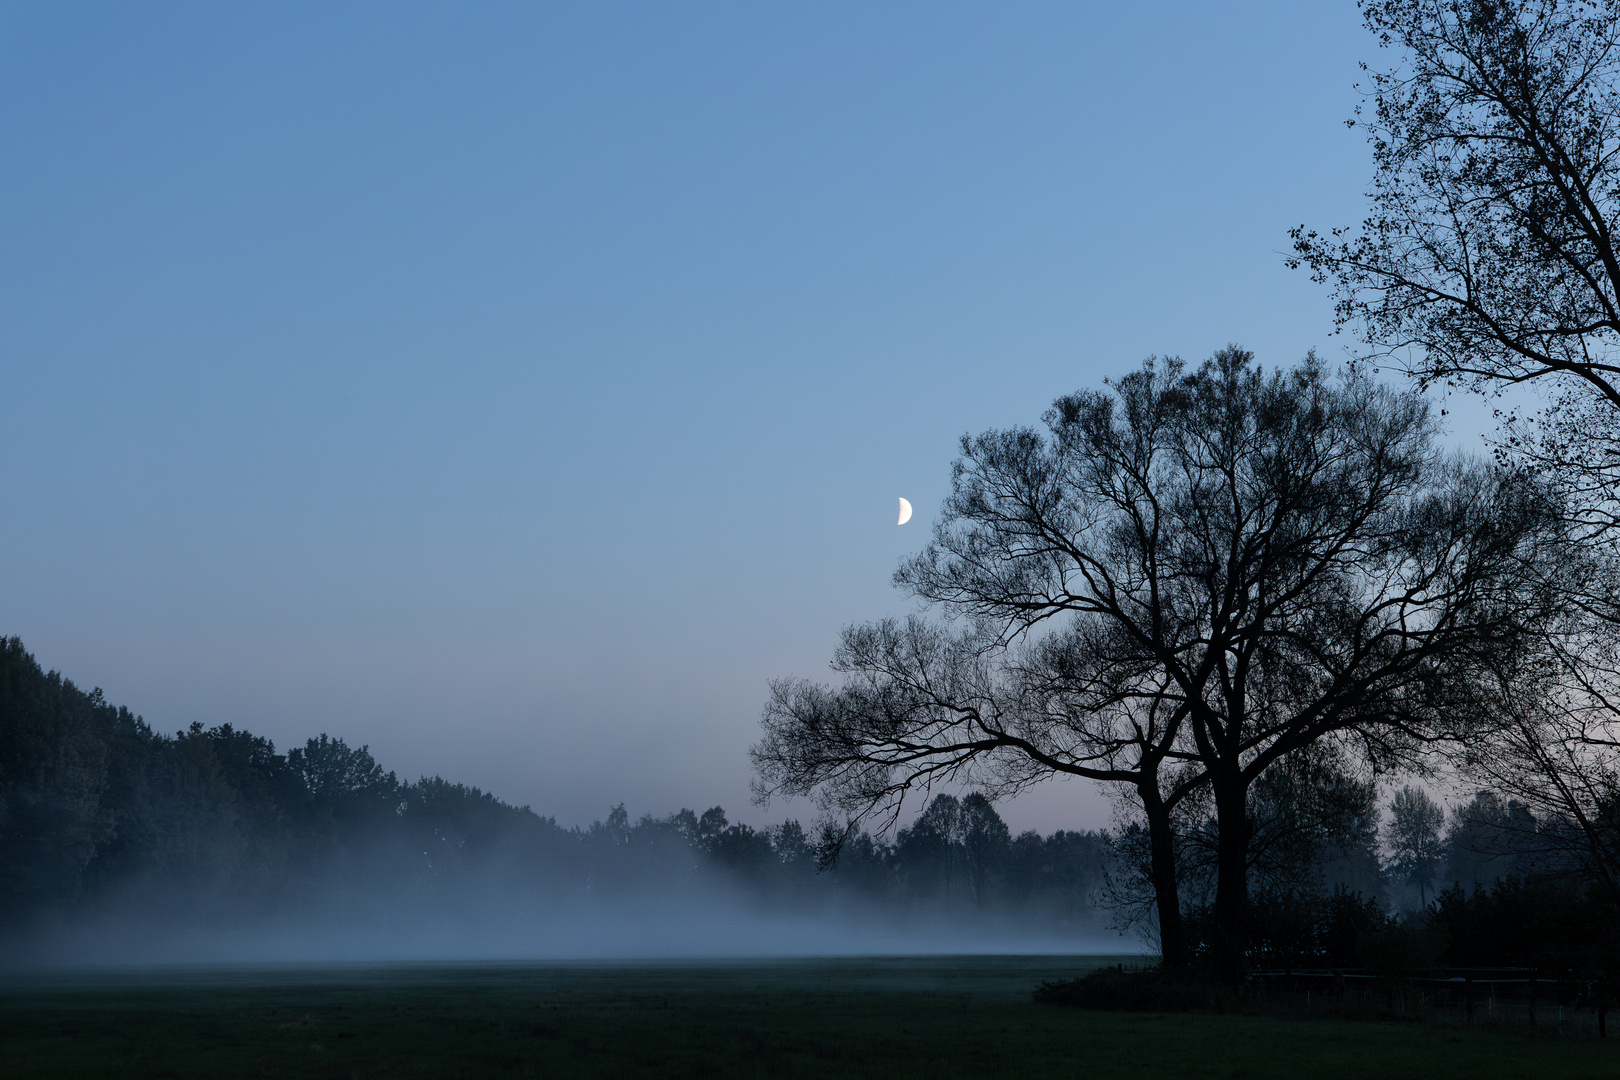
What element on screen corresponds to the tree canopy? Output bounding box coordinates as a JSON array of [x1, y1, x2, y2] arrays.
[[756, 347, 1571, 977], [1293, 0, 1620, 541]]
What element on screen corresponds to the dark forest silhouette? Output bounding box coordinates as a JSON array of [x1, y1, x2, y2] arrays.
[[0, 636, 1119, 958]]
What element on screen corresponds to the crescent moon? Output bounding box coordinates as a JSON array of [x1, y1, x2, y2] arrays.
[[898, 497, 912, 525]]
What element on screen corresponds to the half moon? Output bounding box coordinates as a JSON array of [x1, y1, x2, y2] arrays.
[[897, 497, 913, 525]]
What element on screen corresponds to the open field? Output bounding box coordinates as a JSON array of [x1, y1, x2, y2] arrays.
[[1, 956, 1616, 1079]]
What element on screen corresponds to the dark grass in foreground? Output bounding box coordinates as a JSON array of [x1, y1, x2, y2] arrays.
[[1, 956, 1616, 1079]]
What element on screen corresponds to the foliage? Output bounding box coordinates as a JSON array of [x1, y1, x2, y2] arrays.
[[1032, 966, 1233, 1012], [0, 639, 1112, 937], [0, 636, 118, 913], [1431, 873, 1620, 975], [1453, 658, 1620, 904], [1292, 0, 1620, 971], [1106, 749, 1390, 943], [755, 347, 1570, 978], [1386, 785, 1446, 904], [1292, 0, 1620, 542], [1180, 888, 1395, 972], [1439, 790, 1538, 890]]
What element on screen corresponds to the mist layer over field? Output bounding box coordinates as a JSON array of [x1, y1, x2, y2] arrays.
[[4, 886, 1134, 970], [1, 639, 1130, 971]]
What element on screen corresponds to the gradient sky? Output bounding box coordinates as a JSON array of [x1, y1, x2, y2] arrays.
[[0, 2, 1481, 834]]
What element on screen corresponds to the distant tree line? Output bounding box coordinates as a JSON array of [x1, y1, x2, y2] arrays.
[[0, 637, 1112, 942]]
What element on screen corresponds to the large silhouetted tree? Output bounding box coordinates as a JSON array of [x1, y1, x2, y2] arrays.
[[754, 348, 1569, 979]]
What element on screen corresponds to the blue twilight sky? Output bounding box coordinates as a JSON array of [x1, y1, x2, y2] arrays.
[[0, 2, 1485, 833]]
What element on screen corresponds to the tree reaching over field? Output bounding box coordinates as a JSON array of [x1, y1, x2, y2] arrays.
[[1291, 0, 1620, 547], [755, 347, 1568, 979]]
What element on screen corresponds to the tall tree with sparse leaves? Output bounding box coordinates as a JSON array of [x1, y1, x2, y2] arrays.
[[1292, 0, 1620, 548], [1386, 784, 1446, 904], [755, 348, 1569, 980]]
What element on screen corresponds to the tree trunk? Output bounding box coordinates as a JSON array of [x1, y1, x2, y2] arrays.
[[1142, 790, 1187, 971], [1211, 776, 1250, 984]]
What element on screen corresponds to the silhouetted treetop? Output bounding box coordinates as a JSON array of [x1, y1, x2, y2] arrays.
[[1293, 0, 1620, 538]]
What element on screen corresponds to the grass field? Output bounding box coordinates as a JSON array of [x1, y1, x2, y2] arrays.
[[2, 955, 1616, 1079]]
